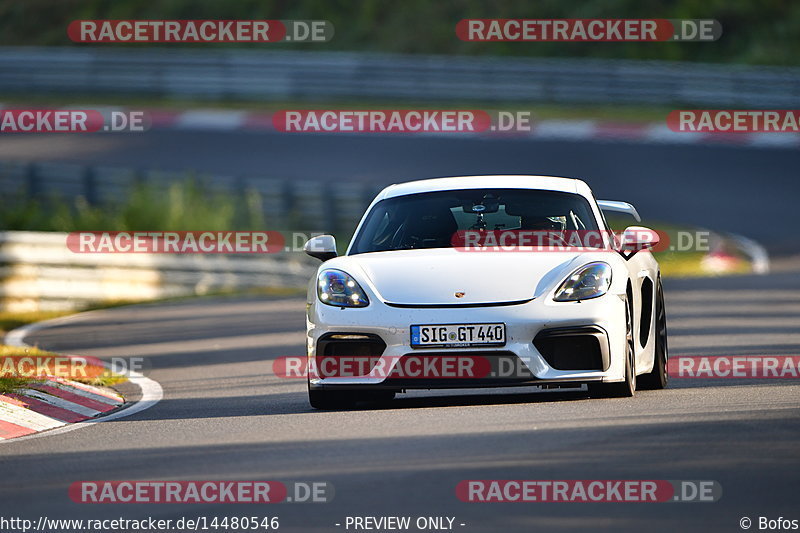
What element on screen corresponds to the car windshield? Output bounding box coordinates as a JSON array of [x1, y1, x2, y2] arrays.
[[349, 188, 599, 254]]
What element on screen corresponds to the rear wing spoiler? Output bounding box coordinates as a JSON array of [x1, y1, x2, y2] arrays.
[[597, 200, 641, 222]]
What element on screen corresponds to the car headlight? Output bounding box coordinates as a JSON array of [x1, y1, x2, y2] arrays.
[[554, 262, 612, 302], [317, 269, 369, 307]]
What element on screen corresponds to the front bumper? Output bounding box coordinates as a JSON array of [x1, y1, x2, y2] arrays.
[[307, 293, 626, 390]]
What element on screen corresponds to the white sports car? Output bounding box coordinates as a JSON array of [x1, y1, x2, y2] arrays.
[[304, 175, 668, 409]]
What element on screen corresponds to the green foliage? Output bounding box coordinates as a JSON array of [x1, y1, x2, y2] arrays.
[[0, 179, 268, 232], [0, 376, 34, 394], [0, 0, 797, 65]]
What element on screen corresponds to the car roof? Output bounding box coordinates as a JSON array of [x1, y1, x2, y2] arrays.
[[377, 175, 592, 200]]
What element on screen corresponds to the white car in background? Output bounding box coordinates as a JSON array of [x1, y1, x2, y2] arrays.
[[304, 175, 668, 409]]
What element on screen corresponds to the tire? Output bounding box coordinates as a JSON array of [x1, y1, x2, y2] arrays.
[[588, 297, 636, 398], [639, 278, 669, 390]]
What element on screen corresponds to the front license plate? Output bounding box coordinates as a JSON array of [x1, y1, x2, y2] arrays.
[[410, 323, 506, 348]]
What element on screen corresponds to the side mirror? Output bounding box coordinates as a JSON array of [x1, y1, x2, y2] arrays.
[[619, 226, 660, 254], [304, 234, 337, 261]]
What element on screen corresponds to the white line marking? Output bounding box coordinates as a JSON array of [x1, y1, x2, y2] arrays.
[[644, 124, 706, 144], [0, 400, 66, 431], [532, 120, 597, 139], [2, 312, 163, 444], [44, 380, 122, 406], [19, 388, 101, 417], [176, 110, 247, 130]]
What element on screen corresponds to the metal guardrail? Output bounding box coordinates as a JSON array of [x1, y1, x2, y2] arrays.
[[0, 160, 379, 234], [0, 231, 316, 312], [0, 160, 371, 313], [0, 47, 798, 107]]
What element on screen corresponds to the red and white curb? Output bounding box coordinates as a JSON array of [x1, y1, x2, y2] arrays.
[[136, 108, 800, 149], [1, 313, 163, 443], [0, 377, 123, 440]]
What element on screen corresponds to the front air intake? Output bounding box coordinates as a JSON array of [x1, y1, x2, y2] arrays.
[[533, 326, 610, 371]]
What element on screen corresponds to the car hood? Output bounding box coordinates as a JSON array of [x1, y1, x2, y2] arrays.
[[333, 249, 590, 306]]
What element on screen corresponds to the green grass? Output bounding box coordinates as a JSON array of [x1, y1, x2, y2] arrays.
[[0, 310, 72, 336], [0, 311, 128, 390], [655, 251, 750, 278], [0, 302, 170, 336], [0, 344, 127, 392], [0, 179, 268, 233], [68, 373, 127, 388], [0, 376, 36, 395], [0, 346, 53, 394]]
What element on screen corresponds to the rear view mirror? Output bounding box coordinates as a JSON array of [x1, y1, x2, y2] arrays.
[[463, 194, 500, 214], [304, 234, 337, 261]]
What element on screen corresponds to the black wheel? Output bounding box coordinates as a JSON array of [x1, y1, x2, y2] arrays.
[[639, 278, 669, 390], [307, 381, 355, 410], [588, 298, 636, 398]]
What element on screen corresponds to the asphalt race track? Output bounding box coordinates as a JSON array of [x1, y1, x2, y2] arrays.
[[2, 131, 799, 532], [2, 262, 799, 533], [2, 130, 800, 253]]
